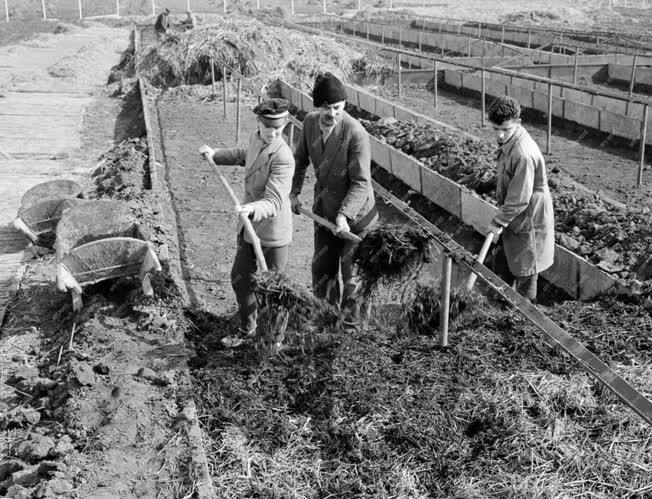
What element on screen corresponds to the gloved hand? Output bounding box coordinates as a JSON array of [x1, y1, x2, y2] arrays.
[[290, 195, 302, 215], [199, 144, 215, 157]]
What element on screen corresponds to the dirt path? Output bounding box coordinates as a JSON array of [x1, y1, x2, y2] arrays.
[[369, 82, 652, 209]]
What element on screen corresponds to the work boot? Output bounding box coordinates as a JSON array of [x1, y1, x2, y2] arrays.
[[221, 324, 256, 348]]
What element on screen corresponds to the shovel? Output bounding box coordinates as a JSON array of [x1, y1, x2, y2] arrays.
[[296, 206, 362, 243], [465, 231, 496, 292], [202, 152, 268, 271]]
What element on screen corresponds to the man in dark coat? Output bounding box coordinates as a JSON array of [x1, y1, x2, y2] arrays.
[[154, 8, 171, 41], [486, 96, 555, 302], [291, 72, 378, 328]]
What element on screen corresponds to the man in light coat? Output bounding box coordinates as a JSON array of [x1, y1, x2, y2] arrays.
[[200, 98, 295, 346], [486, 96, 554, 302], [291, 72, 378, 328]]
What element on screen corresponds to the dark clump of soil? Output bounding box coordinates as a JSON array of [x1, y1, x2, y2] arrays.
[[93, 137, 148, 198]]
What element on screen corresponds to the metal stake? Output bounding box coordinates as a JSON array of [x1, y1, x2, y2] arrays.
[[547, 82, 553, 154], [235, 78, 241, 143], [626, 54, 638, 116], [638, 104, 648, 186], [222, 66, 227, 118], [433, 61, 438, 111]]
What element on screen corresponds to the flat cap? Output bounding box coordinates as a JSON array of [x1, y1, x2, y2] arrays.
[[253, 98, 289, 126]]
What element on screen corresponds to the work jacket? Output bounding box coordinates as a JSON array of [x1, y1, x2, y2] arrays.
[[212, 132, 295, 247], [492, 125, 555, 277], [291, 111, 378, 234]]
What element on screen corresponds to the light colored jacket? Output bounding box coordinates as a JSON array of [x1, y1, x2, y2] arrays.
[[292, 111, 378, 234], [492, 125, 555, 277], [212, 132, 295, 247]]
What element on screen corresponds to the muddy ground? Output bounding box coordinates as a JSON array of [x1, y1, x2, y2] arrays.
[[149, 83, 651, 497]]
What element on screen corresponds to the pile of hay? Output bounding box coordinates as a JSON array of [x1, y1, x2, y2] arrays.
[[254, 271, 341, 353], [352, 225, 433, 299], [137, 16, 360, 92]]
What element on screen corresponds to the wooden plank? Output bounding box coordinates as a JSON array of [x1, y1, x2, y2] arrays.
[[358, 89, 376, 115], [541, 245, 580, 299], [460, 188, 497, 235], [389, 147, 421, 192], [578, 257, 618, 300], [372, 180, 652, 427], [420, 166, 462, 218], [369, 135, 390, 172], [375, 97, 395, 118]]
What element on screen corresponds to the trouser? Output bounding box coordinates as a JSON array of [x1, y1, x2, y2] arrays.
[[231, 230, 288, 333], [312, 224, 368, 310], [492, 246, 539, 302]]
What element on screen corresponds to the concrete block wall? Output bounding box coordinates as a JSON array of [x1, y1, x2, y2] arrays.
[[277, 78, 618, 300]]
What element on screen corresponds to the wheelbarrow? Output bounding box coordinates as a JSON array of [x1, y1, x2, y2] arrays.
[[13, 179, 86, 245], [14, 198, 88, 246], [19, 179, 83, 210], [54, 199, 167, 311]]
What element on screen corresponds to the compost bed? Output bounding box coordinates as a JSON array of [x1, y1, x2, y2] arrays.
[[147, 86, 652, 497]]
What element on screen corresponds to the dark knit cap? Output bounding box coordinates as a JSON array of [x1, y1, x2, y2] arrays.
[[253, 98, 289, 127], [312, 72, 347, 108]]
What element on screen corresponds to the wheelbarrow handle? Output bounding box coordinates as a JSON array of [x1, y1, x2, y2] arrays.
[[297, 206, 362, 243], [202, 152, 268, 272], [465, 232, 495, 292]]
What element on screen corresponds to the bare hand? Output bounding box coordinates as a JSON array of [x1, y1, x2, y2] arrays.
[[333, 213, 350, 235], [237, 204, 263, 222], [488, 223, 503, 237], [290, 195, 302, 215], [199, 144, 215, 157]]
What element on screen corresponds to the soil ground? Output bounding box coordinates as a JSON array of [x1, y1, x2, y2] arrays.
[[149, 85, 651, 497]]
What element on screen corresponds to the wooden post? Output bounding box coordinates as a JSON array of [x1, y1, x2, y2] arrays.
[[323, 0, 326, 14], [5, 0, 9, 22], [467, 37, 471, 57], [78, 0, 83, 18], [389, 0, 392, 8], [222, 66, 227, 118], [527, 29, 531, 48], [573, 50, 579, 84], [366, 22, 369, 40], [439, 256, 452, 347], [441, 33, 445, 55], [399, 27, 402, 47], [151, 0, 155, 16], [559, 33, 564, 54], [291, 0, 294, 15], [397, 53, 402, 97], [381, 25, 385, 44], [257, 0, 260, 8], [638, 104, 648, 187], [547, 82, 553, 154], [235, 78, 241, 143], [418, 32, 422, 52], [41, 0, 46, 19], [477, 22, 481, 38], [501, 25, 505, 44], [358, 0, 361, 11], [433, 61, 438, 111], [116, 0, 120, 17], [210, 58, 216, 97], [352, 21, 355, 37], [481, 68, 486, 127], [626, 54, 638, 116]]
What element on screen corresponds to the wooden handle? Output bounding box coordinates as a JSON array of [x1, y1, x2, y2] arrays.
[[203, 152, 268, 271], [297, 206, 362, 243], [465, 232, 494, 292]]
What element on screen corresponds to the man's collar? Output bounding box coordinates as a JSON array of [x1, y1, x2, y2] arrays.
[[499, 125, 522, 155]]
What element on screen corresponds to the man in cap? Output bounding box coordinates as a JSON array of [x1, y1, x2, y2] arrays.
[[199, 99, 295, 347], [290, 72, 378, 329], [485, 95, 554, 302], [154, 8, 172, 41]]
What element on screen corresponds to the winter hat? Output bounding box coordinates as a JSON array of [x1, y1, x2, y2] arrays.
[[253, 98, 289, 127], [312, 72, 347, 108]]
